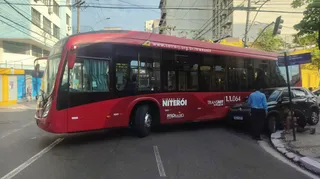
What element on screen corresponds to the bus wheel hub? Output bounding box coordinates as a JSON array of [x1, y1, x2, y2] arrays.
[[144, 113, 152, 128]]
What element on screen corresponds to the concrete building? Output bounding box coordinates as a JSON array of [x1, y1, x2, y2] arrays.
[[145, 19, 160, 33], [159, 0, 306, 42], [159, 0, 214, 39], [0, 0, 72, 70], [0, 0, 72, 105]]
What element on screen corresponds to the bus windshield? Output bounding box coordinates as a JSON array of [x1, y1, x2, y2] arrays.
[[42, 55, 61, 97]]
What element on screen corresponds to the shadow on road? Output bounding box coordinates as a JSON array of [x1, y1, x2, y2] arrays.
[[54, 119, 254, 147]]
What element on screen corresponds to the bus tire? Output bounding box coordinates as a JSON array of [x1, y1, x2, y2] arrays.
[[133, 105, 152, 138]]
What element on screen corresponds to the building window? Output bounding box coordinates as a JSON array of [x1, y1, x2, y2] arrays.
[[32, 45, 42, 57], [53, 24, 60, 39], [66, 14, 70, 26], [43, 17, 51, 34], [53, 1, 59, 16], [43, 50, 50, 57], [42, 0, 50, 6], [3, 41, 30, 55], [31, 8, 41, 27]]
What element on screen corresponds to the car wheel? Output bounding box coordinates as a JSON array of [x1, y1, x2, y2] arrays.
[[267, 116, 277, 134], [308, 109, 319, 125], [133, 105, 152, 138]]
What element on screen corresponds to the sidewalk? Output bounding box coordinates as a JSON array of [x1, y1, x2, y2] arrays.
[[0, 101, 37, 111], [271, 124, 320, 175]]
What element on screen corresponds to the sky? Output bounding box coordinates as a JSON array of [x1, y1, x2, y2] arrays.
[[71, 0, 161, 32]]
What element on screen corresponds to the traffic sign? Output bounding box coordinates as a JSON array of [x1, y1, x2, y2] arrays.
[[278, 52, 312, 66]]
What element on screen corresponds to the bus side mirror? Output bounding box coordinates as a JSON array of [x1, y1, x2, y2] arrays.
[[67, 46, 77, 69]]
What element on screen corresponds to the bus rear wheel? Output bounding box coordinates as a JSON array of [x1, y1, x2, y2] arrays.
[[133, 105, 152, 138]]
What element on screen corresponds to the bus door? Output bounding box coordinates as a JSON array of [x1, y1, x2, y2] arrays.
[[161, 51, 199, 122], [66, 57, 113, 132]]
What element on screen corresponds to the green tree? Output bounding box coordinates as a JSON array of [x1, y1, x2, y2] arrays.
[[252, 28, 284, 52], [294, 33, 320, 68], [292, 0, 320, 36]]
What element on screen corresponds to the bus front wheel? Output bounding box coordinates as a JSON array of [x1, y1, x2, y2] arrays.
[[133, 105, 152, 138]]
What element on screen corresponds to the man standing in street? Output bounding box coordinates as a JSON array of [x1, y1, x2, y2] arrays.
[[248, 84, 268, 140]]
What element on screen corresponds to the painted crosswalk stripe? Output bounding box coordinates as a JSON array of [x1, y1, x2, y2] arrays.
[[0, 138, 64, 179]]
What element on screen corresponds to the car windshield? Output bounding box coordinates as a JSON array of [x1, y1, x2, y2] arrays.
[[41, 55, 61, 97], [261, 89, 281, 102]]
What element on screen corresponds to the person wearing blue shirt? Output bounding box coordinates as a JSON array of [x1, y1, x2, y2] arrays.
[[248, 85, 268, 140]]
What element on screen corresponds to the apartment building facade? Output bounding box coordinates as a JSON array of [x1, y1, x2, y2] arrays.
[[159, 0, 306, 42], [145, 19, 160, 33], [0, 0, 72, 69], [159, 0, 214, 39]]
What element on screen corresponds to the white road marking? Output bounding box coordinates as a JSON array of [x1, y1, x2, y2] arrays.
[[258, 140, 320, 179], [153, 146, 166, 177], [0, 138, 64, 179], [0, 122, 33, 139]]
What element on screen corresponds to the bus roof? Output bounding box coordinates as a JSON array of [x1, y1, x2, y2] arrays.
[[67, 30, 279, 60]]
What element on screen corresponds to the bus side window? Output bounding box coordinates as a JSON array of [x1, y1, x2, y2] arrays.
[[69, 58, 110, 92]]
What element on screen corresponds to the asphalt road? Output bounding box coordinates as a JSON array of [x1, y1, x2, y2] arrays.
[[0, 108, 315, 179]]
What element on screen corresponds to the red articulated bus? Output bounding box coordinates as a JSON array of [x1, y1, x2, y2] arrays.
[[35, 30, 288, 137]]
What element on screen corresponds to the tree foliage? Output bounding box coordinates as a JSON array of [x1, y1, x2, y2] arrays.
[[294, 33, 320, 68], [252, 28, 284, 52], [292, 0, 320, 36]]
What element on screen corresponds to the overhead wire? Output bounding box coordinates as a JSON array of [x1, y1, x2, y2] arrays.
[[3, 0, 66, 39], [194, 0, 247, 39], [0, 15, 57, 44], [247, 0, 270, 37], [0, 2, 304, 13], [0, 18, 49, 47], [174, 0, 201, 28]]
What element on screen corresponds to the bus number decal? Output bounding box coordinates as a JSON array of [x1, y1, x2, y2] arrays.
[[207, 100, 224, 106], [162, 98, 187, 107], [225, 96, 241, 102]]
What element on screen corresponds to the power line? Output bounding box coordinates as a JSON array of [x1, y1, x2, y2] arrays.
[[193, 0, 235, 40], [0, 18, 49, 47], [0, 2, 305, 13], [247, 0, 269, 33], [3, 0, 65, 39], [195, 0, 247, 40], [0, 15, 57, 44], [174, 0, 201, 27]]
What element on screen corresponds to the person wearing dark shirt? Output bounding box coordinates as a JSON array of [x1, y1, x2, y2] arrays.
[[247, 85, 268, 140]]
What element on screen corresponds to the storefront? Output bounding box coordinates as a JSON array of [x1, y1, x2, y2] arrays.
[[0, 68, 25, 106]]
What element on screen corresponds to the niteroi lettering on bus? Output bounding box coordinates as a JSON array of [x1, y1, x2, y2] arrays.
[[162, 98, 188, 107]]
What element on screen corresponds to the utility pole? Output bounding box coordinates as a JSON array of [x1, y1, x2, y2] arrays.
[[244, 0, 251, 47], [76, 0, 85, 33], [76, 0, 80, 33]]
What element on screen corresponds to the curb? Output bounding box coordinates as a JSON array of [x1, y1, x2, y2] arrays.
[[270, 130, 320, 175]]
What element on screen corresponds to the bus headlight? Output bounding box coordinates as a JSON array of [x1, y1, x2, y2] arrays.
[[42, 97, 52, 118]]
